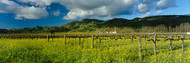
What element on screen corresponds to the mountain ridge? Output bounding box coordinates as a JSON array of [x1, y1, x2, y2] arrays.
[[1, 15, 190, 33]]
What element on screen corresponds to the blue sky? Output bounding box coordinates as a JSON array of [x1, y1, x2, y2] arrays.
[[0, 0, 189, 29]]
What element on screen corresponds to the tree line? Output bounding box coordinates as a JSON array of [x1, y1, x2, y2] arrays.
[[97, 23, 190, 33], [0, 26, 70, 33]]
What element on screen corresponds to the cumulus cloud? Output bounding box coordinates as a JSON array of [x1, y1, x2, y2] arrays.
[[63, 0, 138, 20], [0, 0, 48, 19], [17, 0, 53, 7], [53, 10, 61, 16], [138, 0, 154, 13], [138, 3, 151, 13], [0, 0, 177, 20], [157, 0, 176, 9], [63, 9, 93, 20], [15, 6, 48, 20], [65, 0, 138, 19], [17, 0, 138, 20]]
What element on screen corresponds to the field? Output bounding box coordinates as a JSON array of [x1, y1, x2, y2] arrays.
[[1, 36, 190, 63]]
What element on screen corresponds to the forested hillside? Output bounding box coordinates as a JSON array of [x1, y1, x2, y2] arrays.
[[1, 15, 190, 33]]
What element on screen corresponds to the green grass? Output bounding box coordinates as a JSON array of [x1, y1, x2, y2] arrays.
[[0, 37, 190, 63]]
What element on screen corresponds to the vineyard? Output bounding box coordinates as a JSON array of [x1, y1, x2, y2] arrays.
[[1, 33, 190, 62]]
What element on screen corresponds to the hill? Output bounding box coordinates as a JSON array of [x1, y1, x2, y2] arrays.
[[1, 15, 190, 33], [62, 15, 190, 31]]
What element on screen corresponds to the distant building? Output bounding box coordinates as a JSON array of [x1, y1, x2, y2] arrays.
[[98, 31, 117, 34], [97, 27, 118, 34], [187, 32, 190, 35], [111, 31, 117, 34]]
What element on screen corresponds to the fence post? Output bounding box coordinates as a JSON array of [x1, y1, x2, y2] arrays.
[[96, 36, 98, 46], [79, 37, 81, 45], [28, 35, 30, 40], [2, 35, 4, 39], [91, 35, 94, 48], [109, 35, 111, 46], [170, 36, 173, 52], [182, 39, 184, 53], [99, 39, 101, 48], [154, 34, 157, 56], [115, 34, 117, 48], [37, 35, 38, 40], [47, 35, 49, 42], [82, 37, 85, 42], [51, 34, 53, 41], [75, 37, 77, 42], [64, 34, 66, 46], [115, 39, 117, 48], [138, 37, 142, 61], [144, 36, 146, 43], [131, 34, 134, 44], [181, 35, 185, 53]]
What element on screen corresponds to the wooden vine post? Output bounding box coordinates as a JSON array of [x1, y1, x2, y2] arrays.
[[47, 35, 49, 42], [182, 39, 184, 53], [36, 35, 38, 40], [82, 34, 85, 47], [131, 34, 134, 44], [3, 35, 5, 39], [21, 35, 23, 39], [115, 34, 117, 48], [91, 35, 94, 48], [50, 30, 55, 41], [153, 34, 157, 56], [181, 35, 185, 53], [115, 39, 117, 48], [96, 36, 98, 46], [75, 36, 77, 42], [138, 37, 142, 61], [99, 39, 101, 48], [27, 35, 30, 40], [170, 35, 173, 52], [83, 37, 85, 42], [109, 35, 111, 46], [64, 34, 66, 46], [79, 37, 81, 45], [144, 35, 146, 43]]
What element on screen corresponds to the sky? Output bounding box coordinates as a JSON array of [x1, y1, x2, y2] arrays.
[[0, 0, 190, 29]]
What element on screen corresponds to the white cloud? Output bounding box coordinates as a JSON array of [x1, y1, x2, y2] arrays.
[[63, 9, 94, 20], [15, 6, 48, 20], [156, 10, 162, 14], [0, 0, 48, 20], [157, 0, 176, 9], [64, 0, 137, 20], [17, 0, 53, 7], [0, 0, 177, 20], [138, 0, 154, 13], [17, 0, 138, 20], [141, 10, 162, 18], [53, 10, 61, 16], [138, 3, 151, 13], [141, 12, 152, 18]]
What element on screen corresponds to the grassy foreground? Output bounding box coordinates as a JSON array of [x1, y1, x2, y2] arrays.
[[0, 38, 190, 63]]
